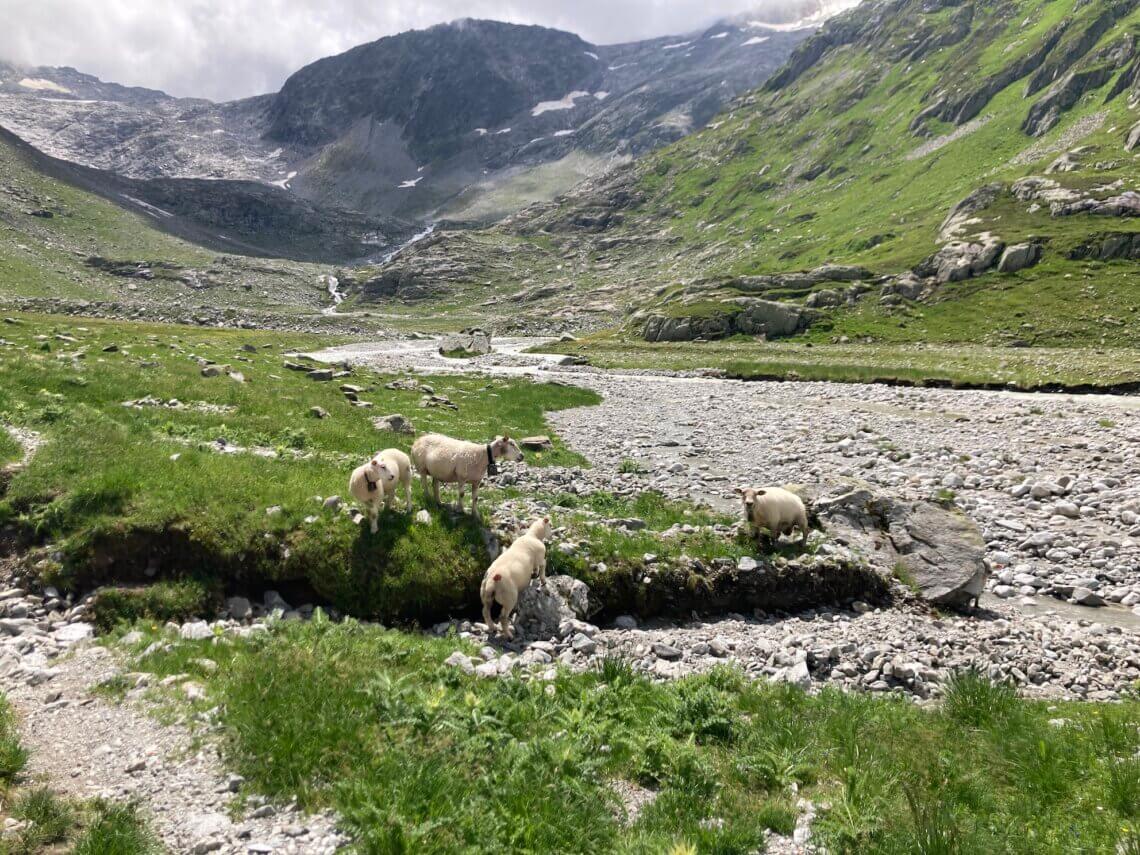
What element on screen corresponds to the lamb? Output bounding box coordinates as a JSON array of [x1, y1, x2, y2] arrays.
[[739, 486, 809, 546], [372, 448, 413, 512], [348, 457, 387, 533], [410, 433, 523, 513], [480, 516, 552, 638]]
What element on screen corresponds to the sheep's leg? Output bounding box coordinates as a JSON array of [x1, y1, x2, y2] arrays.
[[369, 503, 379, 534], [403, 477, 413, 512], [432, 477, 440, 504], [498, 587, 518, 639], [481, 592, 495, 632], [537, 556, 547, 584], [470, 481, 479, 514], [456, 483, 465, 512]]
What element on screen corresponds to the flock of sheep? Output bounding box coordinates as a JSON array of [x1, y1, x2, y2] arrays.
[[349, 432, 809, 639]]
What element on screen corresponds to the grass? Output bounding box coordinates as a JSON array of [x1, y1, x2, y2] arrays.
[[91, 579, 220, 631], [0, 313, 599, 623], [0, 431, 21, 468], [534, 334, 1140, 390], [120, 619, 1140, 854]]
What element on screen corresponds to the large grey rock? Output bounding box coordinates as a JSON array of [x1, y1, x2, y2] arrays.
[[997, 243, 1042, 273], [439, 328, 492, 356], [816, 487, 988, 609], [514, 575, 590, 639], [372, 413, 414, 434]]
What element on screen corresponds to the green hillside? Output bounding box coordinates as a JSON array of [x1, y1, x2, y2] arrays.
[[368, 0, 1140, 351], [0, 132, 354, 325]]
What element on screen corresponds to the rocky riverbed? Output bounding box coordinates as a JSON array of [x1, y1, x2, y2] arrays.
[[321, 337, 1140, 700]]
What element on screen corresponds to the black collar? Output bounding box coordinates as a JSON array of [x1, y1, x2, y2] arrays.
[[486, 443, 499, 476], [365, 474, 378, 492]]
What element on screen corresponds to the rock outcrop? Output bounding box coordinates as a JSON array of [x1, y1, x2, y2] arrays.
[[641, 299, 809, 342]]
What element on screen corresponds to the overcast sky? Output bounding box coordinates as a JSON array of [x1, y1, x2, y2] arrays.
[[0, 0, 834, 102]]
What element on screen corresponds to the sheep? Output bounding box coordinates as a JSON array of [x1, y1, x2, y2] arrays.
[[410, 433, 523, 513], [372, 448, 413, 512], [348, 457, 387, 533], [480, 517, 552, 638], [739, 486, 809, 546]]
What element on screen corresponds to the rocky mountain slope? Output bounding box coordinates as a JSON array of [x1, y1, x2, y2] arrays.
[[0, 11, 817, 229], [365, 0, 1140, 347]]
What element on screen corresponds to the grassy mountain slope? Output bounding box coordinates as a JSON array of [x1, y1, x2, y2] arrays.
[[0, 131, 370, 325], [366, 0, 1140, 349]]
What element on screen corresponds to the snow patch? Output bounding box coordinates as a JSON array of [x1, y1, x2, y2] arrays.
[[608, 63, 632, 71], [473, 128, 488, 136], [531, 91, 590, 116], [18, 77, 70, 94], [271, 171, 297, 189], [584, 51, 599, 60], [742, 36, 770, 46], [495, 127, 512, 135], [709, 32, 730, 39], [594, 91, 610, 100], [662, 41, 692, 50], [120, 194, 174, 219], [747, 0, 862, 32], [553, 129, 575, 137], [399, 177, 424, 189]]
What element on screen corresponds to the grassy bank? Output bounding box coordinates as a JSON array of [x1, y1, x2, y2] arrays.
[[123, 619, 1140, 854], [0, 313, 598, 621], [537, 335, 1140, 391]]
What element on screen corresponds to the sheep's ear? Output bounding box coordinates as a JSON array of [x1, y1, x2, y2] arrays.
[[543, 516, 550, 524], [734, 486, 744, 494], [756, 489, 767, 496], [371, 459, 379, 466]]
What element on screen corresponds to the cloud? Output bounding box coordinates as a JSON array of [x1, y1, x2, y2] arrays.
[[0, 0, 831, 101]]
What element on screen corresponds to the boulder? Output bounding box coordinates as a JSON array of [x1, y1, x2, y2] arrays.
[[805, 289, 843, 308], [306, 369, 334, 381], [373, 413, 415, 434], [1126, 121, 1140, 153], [439, 328, 492, 356], [519, 436, 554, 451], [815, 486, 988, 609], [514, 575, 590, 639], [997, 243, 1042, 273], [642, 299, 807, 342]]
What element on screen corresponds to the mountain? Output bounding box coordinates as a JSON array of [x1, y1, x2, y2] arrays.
[[359, 0, 1140, 347], [0, 12, 812, 229]]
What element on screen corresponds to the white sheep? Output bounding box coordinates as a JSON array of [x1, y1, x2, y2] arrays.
[[348, 457, 387, 533], [372, 448, 413, 512], [480, 516, 552, 638], [410, 433, 523, 513], [739, 486, 809, 546]]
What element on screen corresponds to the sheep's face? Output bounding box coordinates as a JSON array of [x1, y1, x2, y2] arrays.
[[374, 459, 396, 487], [740, 488, 766, 515], [493, 435, 524, 462], [530, 516, 553, 541]]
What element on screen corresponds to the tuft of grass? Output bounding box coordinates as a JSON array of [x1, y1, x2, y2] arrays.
[[942, 669, 1019, 729], [72, 800, 160, 855], [0, 694, 28, 788], [91, 579, 219, 631], [13, 786, 77, 849], [618, 458, 646, 475]]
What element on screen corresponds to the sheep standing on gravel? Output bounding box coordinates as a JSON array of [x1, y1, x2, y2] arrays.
[[349, 457, 387, 533], [410, 433, 523, 513], [739, 486, 809, 546], [372, 448, 413, 512], [480, 516, 552, 638]]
